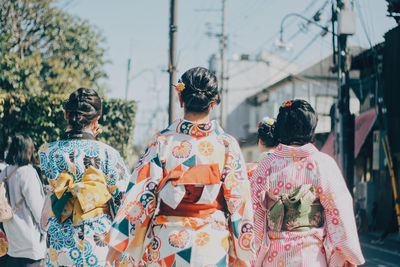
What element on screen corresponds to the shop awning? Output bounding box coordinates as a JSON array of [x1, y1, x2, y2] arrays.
[[320, 131, 335, 157], [320, 108, 378, 158]]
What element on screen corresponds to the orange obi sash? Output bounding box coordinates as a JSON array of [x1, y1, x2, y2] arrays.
[[157, 164, 226, 219]]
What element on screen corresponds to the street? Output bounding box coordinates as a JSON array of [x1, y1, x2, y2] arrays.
[[359, 233, 400, 267]]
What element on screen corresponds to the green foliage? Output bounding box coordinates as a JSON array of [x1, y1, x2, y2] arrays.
[[0, 52, 42, 93], [0, 0, 108, 94], [0, 93, 136, 163], [98, 99, 137, 160]]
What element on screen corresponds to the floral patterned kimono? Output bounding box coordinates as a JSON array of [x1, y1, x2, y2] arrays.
[[0, 227, 7, 257], [249, 144, 365, 267], [106, 119, 256, 266], [39, 133, 131, 267]]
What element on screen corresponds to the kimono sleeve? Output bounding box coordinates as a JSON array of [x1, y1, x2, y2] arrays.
[[222, 136, 255, 262], [106, 139, 163, 261], [248, 159, 271, 257], [103, 147, 131, 213], [38, 143, 59, 189], [318, 153, 365, 266]]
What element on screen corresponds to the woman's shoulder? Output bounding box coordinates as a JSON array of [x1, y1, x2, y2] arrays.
[[39, 141, 58, 153], [305, 150, 342, 178], [16, 164, 37, 174], [94, 140, 117, 151], [215, 131, 239, 146], [310, 150, 338, 166], [97, 141, 123, 157], [73, 139, 123, 159], [40, 139, 118, 154], [14, 165, 39, 183]]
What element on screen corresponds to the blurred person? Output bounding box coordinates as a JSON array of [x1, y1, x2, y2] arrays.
[[39, 88, 131, 266], [0, 137, 11, 173], [371, 205, 398, 245], [106, 67, 255, 266], [0, 136, 11, 265], [247, 117, 277, 178], [0, 134, 45, 267], [250, 99, 365, 266], [0, 161, 6, 173]]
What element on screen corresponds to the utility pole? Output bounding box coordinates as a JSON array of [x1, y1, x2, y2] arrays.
[[205, 0, 227, 127], [168, 0, 178, 124], [333, 0, 356, 193], [125, 58, 132, 100], [219, 0, 227, 127]]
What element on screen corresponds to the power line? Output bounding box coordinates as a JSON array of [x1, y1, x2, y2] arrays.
[[203, 0, 227, 126], [266, 31, 323, 84], [228, 22, 330, 82], [226, 31, 323, 93], [229, 1, 332, 79], [248, 0, 321, 54], [356, 0, 373, 48]]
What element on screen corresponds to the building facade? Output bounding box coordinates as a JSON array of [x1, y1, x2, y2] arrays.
[[240, 53, 360, 163]]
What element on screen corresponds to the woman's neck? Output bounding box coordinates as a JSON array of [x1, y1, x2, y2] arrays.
[[183, 112, 210, 124], [260, 146, 275, 153], [82, 128, 94, 134]]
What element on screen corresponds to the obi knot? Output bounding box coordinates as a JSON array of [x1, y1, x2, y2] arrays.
[[265, 184, 324, 232], [51, 166, 111, 225]]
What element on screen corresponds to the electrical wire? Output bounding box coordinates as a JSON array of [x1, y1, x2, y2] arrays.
[[230, 0, 273, 36], [227, 32, 322, 93], [229, 22, 330, 82], [178, 0, 218, 65], [263, 31, 323, 86], [247, 0, 321, 55], [230, 1, 331, 80], [356, 0, 373, 48]]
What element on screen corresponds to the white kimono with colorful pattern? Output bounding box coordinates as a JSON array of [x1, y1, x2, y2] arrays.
[[106, 119, 255, 266], [250, 144, 365, 267]]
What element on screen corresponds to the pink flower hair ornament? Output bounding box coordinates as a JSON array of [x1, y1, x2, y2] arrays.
[[281, 100, 292, 108], [258, 117, 275, 128]]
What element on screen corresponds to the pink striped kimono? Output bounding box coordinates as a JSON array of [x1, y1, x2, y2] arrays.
[[249, 143, 365, 267]]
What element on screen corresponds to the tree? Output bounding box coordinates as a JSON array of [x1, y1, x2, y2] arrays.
[[0, 93, 137, 168], [0, 0, 108, 94]]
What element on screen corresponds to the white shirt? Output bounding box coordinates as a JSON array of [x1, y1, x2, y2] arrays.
[[0, 165, 46, 260], [0, 161, 7, 173]]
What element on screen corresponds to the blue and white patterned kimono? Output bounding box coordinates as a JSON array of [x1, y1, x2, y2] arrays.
[[39, 136, 131, 267]]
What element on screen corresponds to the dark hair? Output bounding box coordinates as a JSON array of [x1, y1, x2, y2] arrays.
[[5, 135, 36, 166], [275, 99, 318, 146], [258, 120, 277, 147], [64, 88, 102, 131], [180, 67, 220, 113]]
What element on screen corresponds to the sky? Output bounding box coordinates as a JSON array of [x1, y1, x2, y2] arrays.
[[61, 0, 396, 148]]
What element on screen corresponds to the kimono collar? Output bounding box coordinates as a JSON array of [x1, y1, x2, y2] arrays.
[[171, 119, 222, 138], [274, 143, 318, 158], [258, 151, 273, 162], [61, 130, 96, 140]]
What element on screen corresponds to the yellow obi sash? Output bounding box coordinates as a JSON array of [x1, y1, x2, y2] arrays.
[[51, 166, 111, 225]]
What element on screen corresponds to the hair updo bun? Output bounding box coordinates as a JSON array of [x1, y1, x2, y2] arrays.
[[275, 99, 317, 146], [180, 67, 220, 113], [258, 119, 277, 148], [64, 88, 102, 131]]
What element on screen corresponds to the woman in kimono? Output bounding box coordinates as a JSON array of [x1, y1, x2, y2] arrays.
[[247, 117, 277, 178], [106, 67, 255, 266], [39, 88, 131, 266], [250, 99, 365, 267]]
